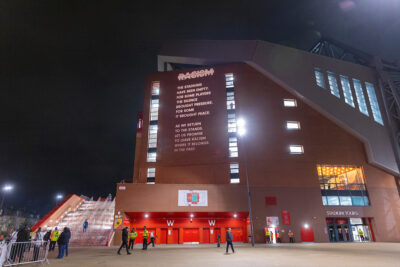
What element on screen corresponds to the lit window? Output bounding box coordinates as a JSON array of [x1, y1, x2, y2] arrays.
[[225, 73, 234, 88], [314, 68, 326, 88], [148, 124, 158, 148], [152, 82, 160, 96], [230, 163, 240, 183], [327, 72, 340, 98], [147, 168, 155, 184], [227, 113, 237, 133], [286, 121, 300, 130], [317, 165, 370, 206], [352, 79, 369, 116], [340, 75, 355, 107], [150, 98, 159, 121], [147, 152, 156, 162], [229, 137, 238, 158], [365, 82, 383, 125], [283, 99, 297, 107], [226, 91, 236, 110], [289, 145, 304, 154]]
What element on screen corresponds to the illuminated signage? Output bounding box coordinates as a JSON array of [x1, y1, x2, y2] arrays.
[[178, 68, 214, 81], [326, 210, 359, 216], [178, 190, 208, 206]]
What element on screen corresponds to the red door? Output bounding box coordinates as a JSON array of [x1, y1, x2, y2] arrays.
[[213, 228, 221, 243], [300, 227, 314, 242], [160, 229, 167, 244], [231, 228, 244, 242], [203, 228, 210, 243], [172, 228, 179, 244], [183, 228, 199, 243]]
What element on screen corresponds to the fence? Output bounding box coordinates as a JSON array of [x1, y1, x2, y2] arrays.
[[0, 241, 49, 266]]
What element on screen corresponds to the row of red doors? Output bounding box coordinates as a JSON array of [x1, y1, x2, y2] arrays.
[[132, 227, 244, 244]]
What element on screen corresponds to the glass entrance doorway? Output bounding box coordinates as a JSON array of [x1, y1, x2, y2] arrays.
[[326, 217, 373, 242]]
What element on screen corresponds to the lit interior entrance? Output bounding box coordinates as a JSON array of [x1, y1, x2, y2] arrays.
[[326, 217, 373, 242]]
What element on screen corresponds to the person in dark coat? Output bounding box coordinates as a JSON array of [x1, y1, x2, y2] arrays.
[[11, 226, 30, 262], [57, 227, 71, 259], [117, 227, 131, 255], [225, 228, 234, 254]]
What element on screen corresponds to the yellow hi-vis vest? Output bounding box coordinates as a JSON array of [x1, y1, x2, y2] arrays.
[[266, 231, 270, 236], [358, 229, 364, 235], [50, 231, 59, 241], [143, 230, 149, 239], [130, 232, 137, 239]]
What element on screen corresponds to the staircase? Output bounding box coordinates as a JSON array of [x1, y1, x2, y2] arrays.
[[56, 198, 115, 246]]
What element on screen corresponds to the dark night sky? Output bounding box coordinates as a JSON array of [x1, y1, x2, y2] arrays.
[[1, 0, 399, 215]]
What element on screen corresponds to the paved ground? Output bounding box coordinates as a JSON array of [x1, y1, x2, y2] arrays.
[[39, 243, 400, 267]]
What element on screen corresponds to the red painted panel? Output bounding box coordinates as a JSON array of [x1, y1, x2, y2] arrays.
[[203, 228, 210, 243], [183, 228, 199, 243], [172, 228, 179, 244], [265, 196, 277, 206], [281, 210, 291, 225], [160, 229, 168, 244], [213, 228, 221, 243], [300, 227, 314, 242], [231, 228, 244, 242]]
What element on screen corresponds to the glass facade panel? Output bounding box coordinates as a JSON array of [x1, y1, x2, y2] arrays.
[[314, 68, 326, 88], [289, 145, 304, 154], [230, 163, 240, 183], [286, 121, 300, 130], [225, 74, 239, 159], [322, 196, 328, 206], [327, 196, 339, 205], [340, 75, 355, 107], [317, 165, 370, 206], [365, 82, 383, 125], [327, 72, 340, 98], [352, 79, 369, 116]]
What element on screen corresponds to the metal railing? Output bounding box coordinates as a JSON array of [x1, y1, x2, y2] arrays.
[[0, 241, 49, 266]]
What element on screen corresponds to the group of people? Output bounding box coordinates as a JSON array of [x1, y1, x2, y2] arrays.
[[266, 229, 295, 243], [117, 226, 157, 255], [4, 225, 71, 263]]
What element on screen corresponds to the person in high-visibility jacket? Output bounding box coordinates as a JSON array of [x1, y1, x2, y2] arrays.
[[142, 226, 149, 250], [49, 227, 59, 251], [357, 229, 365, 241], [128, 228, 137, 250], [265, 229, 271, 243], [276, 232, 281, 243]]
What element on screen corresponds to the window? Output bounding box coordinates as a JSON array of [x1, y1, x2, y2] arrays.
[[147, 168, 155, 184], [286, 121, 300, 130], [148, 124, 158, 148], [314, 68, 326, 88], [230, 163, 240, 184], [327, 72, 340, 98], [340, 75, 355, 107], [147, 82, 160, 163], [229, 136, 238, 157], [352, 79, 369, 116], [365, 82, 383, 125], [289, 145, 304, 154], [283, 99, 297, 107], [147, 152, 156, 162], [317, 165, 370, 206], [226, 73, 239, 159]]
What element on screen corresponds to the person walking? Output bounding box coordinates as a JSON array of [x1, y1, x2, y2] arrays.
[[83, 219, 89, 233], [288, 230, 294, 243], [128, 228, 137, 250], [225, 228, 234, 254], [148, 231, 156, 247], [49, 228, 59, 251], [142, 226, 149, 250], [270, 231, 274, 244], [33, 227, 43, 261], [117, 227, 131, 255], [217, 234, 221, 247], [358, 229, 365, 241]]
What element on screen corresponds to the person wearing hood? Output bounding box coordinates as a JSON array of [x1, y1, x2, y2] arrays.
[[57, 227, 71, 259]]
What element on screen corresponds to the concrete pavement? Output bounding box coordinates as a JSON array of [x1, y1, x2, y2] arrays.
[[41, 243, 400, 267]]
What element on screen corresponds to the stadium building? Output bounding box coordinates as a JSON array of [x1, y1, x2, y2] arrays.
[[113, 40, 400, 245]]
